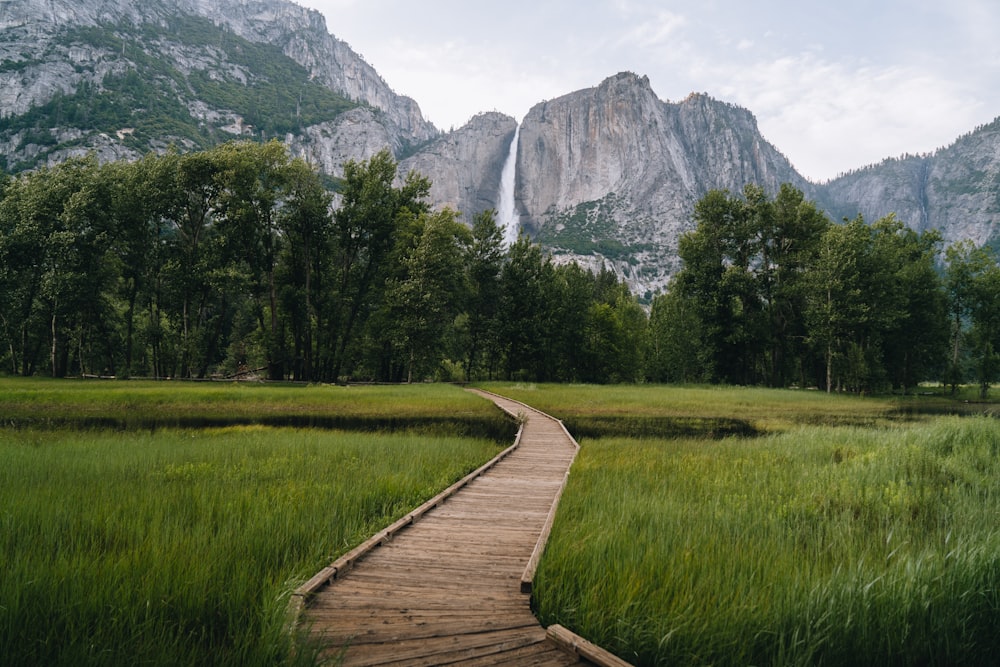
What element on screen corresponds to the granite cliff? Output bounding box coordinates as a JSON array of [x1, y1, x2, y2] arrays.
[[817, 118, 1000, 248], [399, 112, 516, 221], [0, 0, 437, 171], [512, 73, 807, 295]]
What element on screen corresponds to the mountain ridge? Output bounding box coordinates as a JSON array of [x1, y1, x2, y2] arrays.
[[0, 0, 438, 171], [2, 0, 999, 295]]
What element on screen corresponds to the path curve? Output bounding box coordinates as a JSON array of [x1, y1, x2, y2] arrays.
[[289, 389, 630, 666]]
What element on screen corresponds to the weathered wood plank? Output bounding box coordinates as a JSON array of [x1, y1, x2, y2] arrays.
[[332, 626, 550, 666], [547, 624, 633, 667]]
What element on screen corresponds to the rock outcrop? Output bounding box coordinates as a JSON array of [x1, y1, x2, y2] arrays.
[[511, 72, 806, 295], [816, 118, 1000, 247], [176, 0, 437, 144], [399, 112, 516, 221], [0, 0, 437, 172]]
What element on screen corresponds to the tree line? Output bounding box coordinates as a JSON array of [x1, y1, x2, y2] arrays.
[[647, 183, 1000, 396], [3, 144, 1000, 393], [0, 142, 645, 383]]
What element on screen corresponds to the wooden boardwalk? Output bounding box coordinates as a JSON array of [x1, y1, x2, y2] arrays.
[[290, 390, 629, 666]]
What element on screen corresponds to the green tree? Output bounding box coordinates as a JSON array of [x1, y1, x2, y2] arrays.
[[324, 149, 430, 381], [498, 236, 554, 380], [966, 254, 1000, 398], [0, 158, 111, 377], [102, 154, 178, 378], [645, 282, 710, 383], [277, 158, 333, 381], [212, 140, 292, 380], [805, 216, 879, 393], [943, 241, 992, 393], [579, 273, 647, 383], [804, 214, 946, 393], [873, 218, 947, 393], [162, 149, 221, 378], [761, 184, 830, 386], [386, 209, 471, 382], [462, 210, 505, 380], [675, 184, 828, 385]]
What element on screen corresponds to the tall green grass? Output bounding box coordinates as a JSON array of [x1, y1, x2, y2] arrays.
[[0, 379, 511, 439], [533, 417, 1000, 665], [479, 383, 908, 434], [0, 426, 501, 666]]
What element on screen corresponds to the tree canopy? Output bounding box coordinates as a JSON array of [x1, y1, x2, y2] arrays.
[[0, 143, 645, 384], [1, 153, 994, 393], [651, 185, 955, 393]]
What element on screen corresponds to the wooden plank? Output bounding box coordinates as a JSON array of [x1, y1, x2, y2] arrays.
[[336, 626, 551, 666], [290, 422, 524, 608], [546, 624, 633, 667], [460, 642, 582, 666], [521, 409, 581, 595]]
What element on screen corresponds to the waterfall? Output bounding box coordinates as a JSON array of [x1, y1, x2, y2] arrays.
[[497, 124, 521, 245]]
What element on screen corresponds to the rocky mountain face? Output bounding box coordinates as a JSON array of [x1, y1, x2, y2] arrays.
[[399, 112, 517, 221], [0, 0, 437, 171], [426, 73, 1000, 296], [400, 73, 810, 297], [816, 119, 1000, 248], [511, 73, 807, 295]]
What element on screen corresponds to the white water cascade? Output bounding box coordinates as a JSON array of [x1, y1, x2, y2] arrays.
[[497, 124, 521, 245]]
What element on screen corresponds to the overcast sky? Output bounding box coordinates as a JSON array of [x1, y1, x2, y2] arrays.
[[299, 0, 1000, 182]]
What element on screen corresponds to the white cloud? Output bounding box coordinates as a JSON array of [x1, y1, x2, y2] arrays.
[[717, 53, 989, 180], [617, 10, 686, 49]]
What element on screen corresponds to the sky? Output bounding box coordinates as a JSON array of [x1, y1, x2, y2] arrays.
[[299, 0, 1000, 182]]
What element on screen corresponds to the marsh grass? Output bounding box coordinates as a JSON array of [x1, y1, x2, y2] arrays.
[[479, 383, 911, 435], [532, 417, 1000, 665], [0, 426, 501, 666], [0, 379, 511, 439]]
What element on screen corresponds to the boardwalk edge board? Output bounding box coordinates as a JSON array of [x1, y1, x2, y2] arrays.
[[286, 413, 525, 628], [547, 624, 635, 667], [520, 413, 581, 594], [475, 390, 636, 666]]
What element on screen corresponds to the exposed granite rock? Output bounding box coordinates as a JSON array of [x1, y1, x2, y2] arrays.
[[177, 0, 438, 144], [513, 72, 807, 295], [817, 119, 1000, 246], [286, 108, 400, 178], [399, 112, 516, 222], [0, 0, 437, 170]]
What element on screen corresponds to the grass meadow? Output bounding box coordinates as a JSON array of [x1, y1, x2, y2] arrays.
[[482, 384, 1000, 666], [0, 380, 508, 666], [0, 378, 512, 439]]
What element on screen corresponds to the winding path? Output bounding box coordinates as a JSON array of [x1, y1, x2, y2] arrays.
[[289, 390, 630, 666]]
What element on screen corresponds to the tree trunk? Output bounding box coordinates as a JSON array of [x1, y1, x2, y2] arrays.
[[50, 308, 58, 378], [124, 279, 138, 378], [826, 342, 833, 394], [268, 269, 282, 381]]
